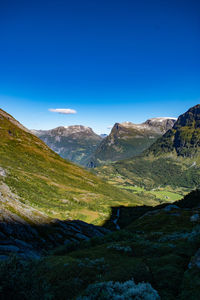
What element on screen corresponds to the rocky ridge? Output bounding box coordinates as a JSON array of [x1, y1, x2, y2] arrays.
[[32, 125, 102, 166], [88, 117, 176, 167], [96, 105, 200, 190], [147, 104, 200, 157]]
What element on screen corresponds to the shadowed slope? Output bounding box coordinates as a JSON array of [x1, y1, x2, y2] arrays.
[[1, 190, 199, 299]]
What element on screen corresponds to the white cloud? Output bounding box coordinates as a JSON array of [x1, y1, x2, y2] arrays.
[[48, 108, 77, 114], [107, 125, 113, 129]]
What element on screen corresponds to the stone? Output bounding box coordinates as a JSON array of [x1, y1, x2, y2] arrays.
[[0, 255, 9, 261], [190, 214, 199, 222], [164, 205, 180, 212], [0, 245, 20, 253], [0, 167, 6, 177]]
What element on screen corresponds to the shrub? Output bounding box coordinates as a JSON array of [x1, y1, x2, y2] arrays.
[[77, 279, 160, 299], [0, 256, 52, 300], [107, 244, 132, 254]]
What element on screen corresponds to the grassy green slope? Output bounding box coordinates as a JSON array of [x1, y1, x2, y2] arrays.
[[96, 155, 200, 189], [0, 109, 149, 225]]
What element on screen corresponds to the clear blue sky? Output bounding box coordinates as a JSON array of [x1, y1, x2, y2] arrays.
[[0, 0, 199, 134]]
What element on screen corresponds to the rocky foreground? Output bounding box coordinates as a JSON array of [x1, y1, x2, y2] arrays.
[[0, 181, 109, 260]]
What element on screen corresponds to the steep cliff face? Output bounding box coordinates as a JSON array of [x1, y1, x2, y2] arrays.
[[144, 117, 177, 132], [88, 118, 176, 167], [147, 105, 200, 157], [33, 125, 102, 166]]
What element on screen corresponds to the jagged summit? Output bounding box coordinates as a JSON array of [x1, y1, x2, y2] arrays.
[[32, 124, 102, 166], [147, 104, 200, 157], [173, 104, 200, 128], [33, 125, 97, 137], [148, 117, 177, 120], [88, 117, 176, 167], [63, 125, 92, 131], [119, 117, 177, 133]]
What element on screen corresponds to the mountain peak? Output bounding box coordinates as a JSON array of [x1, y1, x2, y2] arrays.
[[33, 125, 98, 137], [147, 117, 177, 122], [173, 104, 200, 129], [0, 108, 30, 133], [144, 117, 177, 132], [88, 117, 176, 167], [63, 125, 93, 133], [147, 104, 200, 157], [113, 117, 177, 133], [32, 124, 102, 166]]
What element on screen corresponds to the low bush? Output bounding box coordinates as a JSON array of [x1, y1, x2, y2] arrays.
[[77, 279, 160, 299]]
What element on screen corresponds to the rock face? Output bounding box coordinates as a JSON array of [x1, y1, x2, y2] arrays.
[[0, 167, 6, 177], [147, 105, 200, 157], [32, 125, 102, 166], [144, 117, 177, 132], [88, 118, 176, 167]]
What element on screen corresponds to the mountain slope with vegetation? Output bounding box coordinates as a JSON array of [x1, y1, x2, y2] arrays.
[[1, 189, 200, 299], [88, 118, 176, 167], [32, 125, 102, 166], [146, 104, 200, 157], [96, 105, 200, 191], [1, 108, 200, 299], [0, 108, 145, 226]]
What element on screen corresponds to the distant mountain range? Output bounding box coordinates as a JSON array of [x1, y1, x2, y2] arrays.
[[32, 125, 103, 166], [96, 105, 200, 190], [88, 117, 176, 167], [33, 117, 176, 167]]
